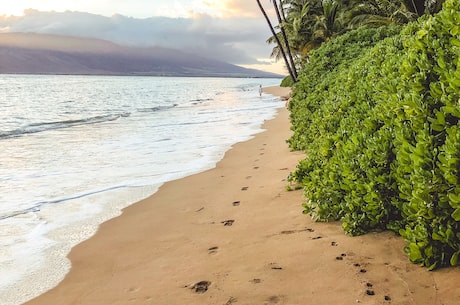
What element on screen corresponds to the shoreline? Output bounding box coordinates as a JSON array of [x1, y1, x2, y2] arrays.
[[24, 86, 459, 305]]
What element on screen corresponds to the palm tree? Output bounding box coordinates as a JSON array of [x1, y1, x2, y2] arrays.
[[312, 0, 342, 42], [346, 0, 417, 28], [268, 0, 446, 68], [273, 0, 298, 81], [425, 0, 446, 14], [279, 0, 344, 61], [256, 0, 298, 82], [264, 0, 314, 66], [346, 0, 446, 28], [404, 0, 445, 15], [277, 0, 324, 62]]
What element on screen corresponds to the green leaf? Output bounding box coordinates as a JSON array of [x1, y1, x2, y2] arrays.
[[432, 232, 443, 241], [416, 30, 428, 39], [437, 56, 446, 69], [448, 192, 460, 207], [451, 208, 460, 221], [428, 262, 438, 271], [451, 38, 460, 47], [451, 25, 460, 36], [409, 243, 423, 262], [450, 251, 459, 266]]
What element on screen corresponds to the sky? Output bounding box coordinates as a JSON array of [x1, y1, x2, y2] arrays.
[[0, 0, 286, 74]]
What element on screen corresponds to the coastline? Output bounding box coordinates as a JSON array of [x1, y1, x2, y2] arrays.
[[24, 86, 459, 305]]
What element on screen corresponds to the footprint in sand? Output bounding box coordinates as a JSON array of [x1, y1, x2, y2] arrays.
[[126, 287, 140, 293], [225, 297, 237, 305], [208, 246, 219, 254], [280, 228, 315, 235], [221, 220, 235, 226], [265, 295, 282, 305], [189, 281, 211, 294], [269, 263, 283, 270], [366, 289, 375, 296], [280, 230, 296, 235]]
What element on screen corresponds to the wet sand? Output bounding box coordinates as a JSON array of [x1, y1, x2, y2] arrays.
[[24, 86, 459, 305]]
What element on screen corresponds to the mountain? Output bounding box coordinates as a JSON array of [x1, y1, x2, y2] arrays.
[[0, 33, 282, 78]]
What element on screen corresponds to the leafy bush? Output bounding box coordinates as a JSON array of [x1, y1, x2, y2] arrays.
[[289, 0, 460, 269], [280, 75, 294, 87]]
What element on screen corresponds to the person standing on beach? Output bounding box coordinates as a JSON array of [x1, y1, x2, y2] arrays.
[[259, 84, 262, 96]]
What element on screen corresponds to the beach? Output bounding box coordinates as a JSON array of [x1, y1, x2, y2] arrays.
[[24, 86, 459, 305]]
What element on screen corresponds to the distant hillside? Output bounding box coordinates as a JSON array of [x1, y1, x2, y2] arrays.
[[0, 33, 282, 78]]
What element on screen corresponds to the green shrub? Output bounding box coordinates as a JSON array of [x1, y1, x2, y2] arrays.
[[289, 0, 460, 269], [280, 75, 294, 87]]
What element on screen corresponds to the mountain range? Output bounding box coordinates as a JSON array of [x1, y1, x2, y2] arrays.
[[0, 33, 281, 78]]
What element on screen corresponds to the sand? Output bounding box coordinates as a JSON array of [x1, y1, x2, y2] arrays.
[[24, 86, 459, 305]]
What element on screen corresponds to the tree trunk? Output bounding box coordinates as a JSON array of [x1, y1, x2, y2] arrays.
[[406, 0, 426, 16], [256, 0, 297, 82], [273, 0, 298, 82]]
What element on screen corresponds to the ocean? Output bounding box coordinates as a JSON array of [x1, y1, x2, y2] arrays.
[[0, 75, 284, 305]]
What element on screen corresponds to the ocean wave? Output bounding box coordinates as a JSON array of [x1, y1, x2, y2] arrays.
[[137, 104, 178, 112], [190, 98, 213, 105], [0, 113, 130, 139], [0, 184, 136, 221]]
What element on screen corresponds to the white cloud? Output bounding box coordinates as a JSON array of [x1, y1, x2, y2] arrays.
[[0, 9, 278, 67]]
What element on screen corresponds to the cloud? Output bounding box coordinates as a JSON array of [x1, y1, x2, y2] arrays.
[[202, 0, 262, 18], [0, 9, 276, 66]]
